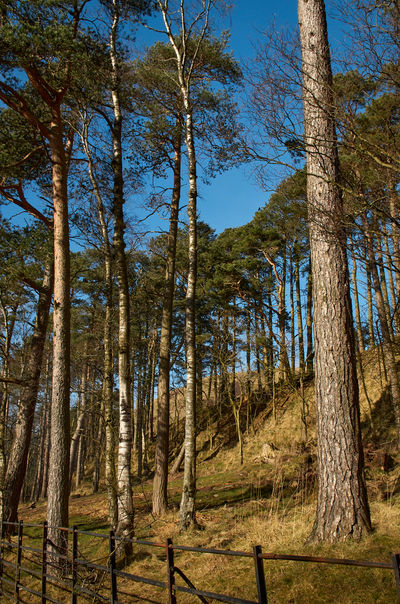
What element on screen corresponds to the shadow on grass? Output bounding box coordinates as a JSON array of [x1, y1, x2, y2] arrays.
[[195, 481, 274, 510]]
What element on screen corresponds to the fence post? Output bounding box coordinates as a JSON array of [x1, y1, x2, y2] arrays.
[[109, 530, 117, 604], [392, 554, 400, 603], [72, 526, 78, 604], [14, 520, 23, 599], [166, 538, 176, 604], [42, 521, 48, 604], [253, 545, 267, 604]]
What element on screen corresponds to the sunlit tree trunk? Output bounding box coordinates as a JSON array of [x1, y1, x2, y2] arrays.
[[2, 262, 53, 526], [47, 122, 72, 563], [376, 226, 393, 337], [69, 352, 89, 490], [383, 225, 397, 324], [295, 247, 305, 372], [179, 107, 198, 530], [152, 132, 182, 513], [350, 233, 365, 352], [389, 181, 400, 333], [298, 0, 371, 541], [363, 212, 400, 447], [110, 0, 134, 549], [289, 248, 296, 371], [82, 119, 118, 529], [305, 260, 313, 373]]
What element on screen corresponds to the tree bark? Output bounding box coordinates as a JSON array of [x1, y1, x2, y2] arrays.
[[289, 248, 296, 371], [365, 251, 376, 347], [298, 0, 371, 541], [46, 120, 71, 562], [110, 0, 134, 550], [179, 106, 198, 530], [152, 130, 182, 512], [350, 233, 365, 352], [69, 354, 89, 490], [305, 260, 313, 374], [389, 180, 400, 333], [81, 116, 118, 529], [2, 261, 53, 525], [363, 212, 400, 447], [295, 248, 305, 372]]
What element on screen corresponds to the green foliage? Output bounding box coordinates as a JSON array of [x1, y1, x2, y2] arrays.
[[130, 34, 243, 178], [0, 0, 108, 103]]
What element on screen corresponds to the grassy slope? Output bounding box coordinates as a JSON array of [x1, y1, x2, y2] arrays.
[[19, 348, 400, 603]]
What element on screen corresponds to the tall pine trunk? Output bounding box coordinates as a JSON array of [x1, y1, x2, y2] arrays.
[[47, 122, 72, 562], [298, 0, 371, 541], [152, 130, 182, 514]]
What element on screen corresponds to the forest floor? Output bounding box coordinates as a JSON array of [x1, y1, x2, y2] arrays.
[[18, 347, 400, 603]]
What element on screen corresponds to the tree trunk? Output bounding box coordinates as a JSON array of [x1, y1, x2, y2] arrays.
[[376, 226, 393, 337], [110, 0, 134, 550], [2, 262, 53, 525], [289, 247, 296, 371], [365, 252, 375, 347], [231, 305, 237, 399], [363, 212, 400, 447], [0, 299, 18, 525], [153, 127, 182, 514], [179, 107, 198, 530], [69, 353, 89, 490], [389, 181, 400, 333], [46, 122, 71, 563], [278, 247, 289, 380], [298, 0, 371, 541], [31, 383, 49, 502], [350, 233, 365, 352], [82, 117, 118, 529], [305, 260, 313, 373], [135, 326, 144, 480], [41, 396, 51, 500], [295, 248, 305, 372], [383, 225, 397, 326]]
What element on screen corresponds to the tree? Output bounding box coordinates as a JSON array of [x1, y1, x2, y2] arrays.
[[133, 35, 242, 516], [0, 0, 110, 561], [297, 0, 371, 541], [107, 0, 135, 550], [92, 0, 152, 549], [76, 112, 118, 528], [155, 0, 240, 529], [0, 103, 54, 527]]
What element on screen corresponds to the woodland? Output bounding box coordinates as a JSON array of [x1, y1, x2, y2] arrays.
[[1, 0, 400, 595]]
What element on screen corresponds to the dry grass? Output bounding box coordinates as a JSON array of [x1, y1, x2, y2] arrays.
[[15, 348, 400, 602]]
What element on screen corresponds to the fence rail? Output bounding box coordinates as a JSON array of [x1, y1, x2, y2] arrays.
[[1, 520, 399, 603]]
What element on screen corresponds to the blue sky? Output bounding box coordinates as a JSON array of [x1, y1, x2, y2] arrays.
[[1, 1, 345, 240], [136, 2, 300, 238], [198, 2, 295, 233], [137, 1, 345, 238]]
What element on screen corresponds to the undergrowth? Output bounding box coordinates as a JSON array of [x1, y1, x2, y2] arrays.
[[14, 349, 400, 602]]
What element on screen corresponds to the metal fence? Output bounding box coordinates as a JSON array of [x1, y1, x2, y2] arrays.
[[1, 520, 399, 603]]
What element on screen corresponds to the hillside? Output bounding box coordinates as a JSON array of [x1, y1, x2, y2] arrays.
[[18, 347, 400, 603]]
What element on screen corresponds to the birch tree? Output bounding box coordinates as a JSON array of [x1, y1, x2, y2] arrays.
[[156, 0, 237, 528]]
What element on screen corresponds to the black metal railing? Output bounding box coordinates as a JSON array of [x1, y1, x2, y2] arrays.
[[1, 520, 399, 603]]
